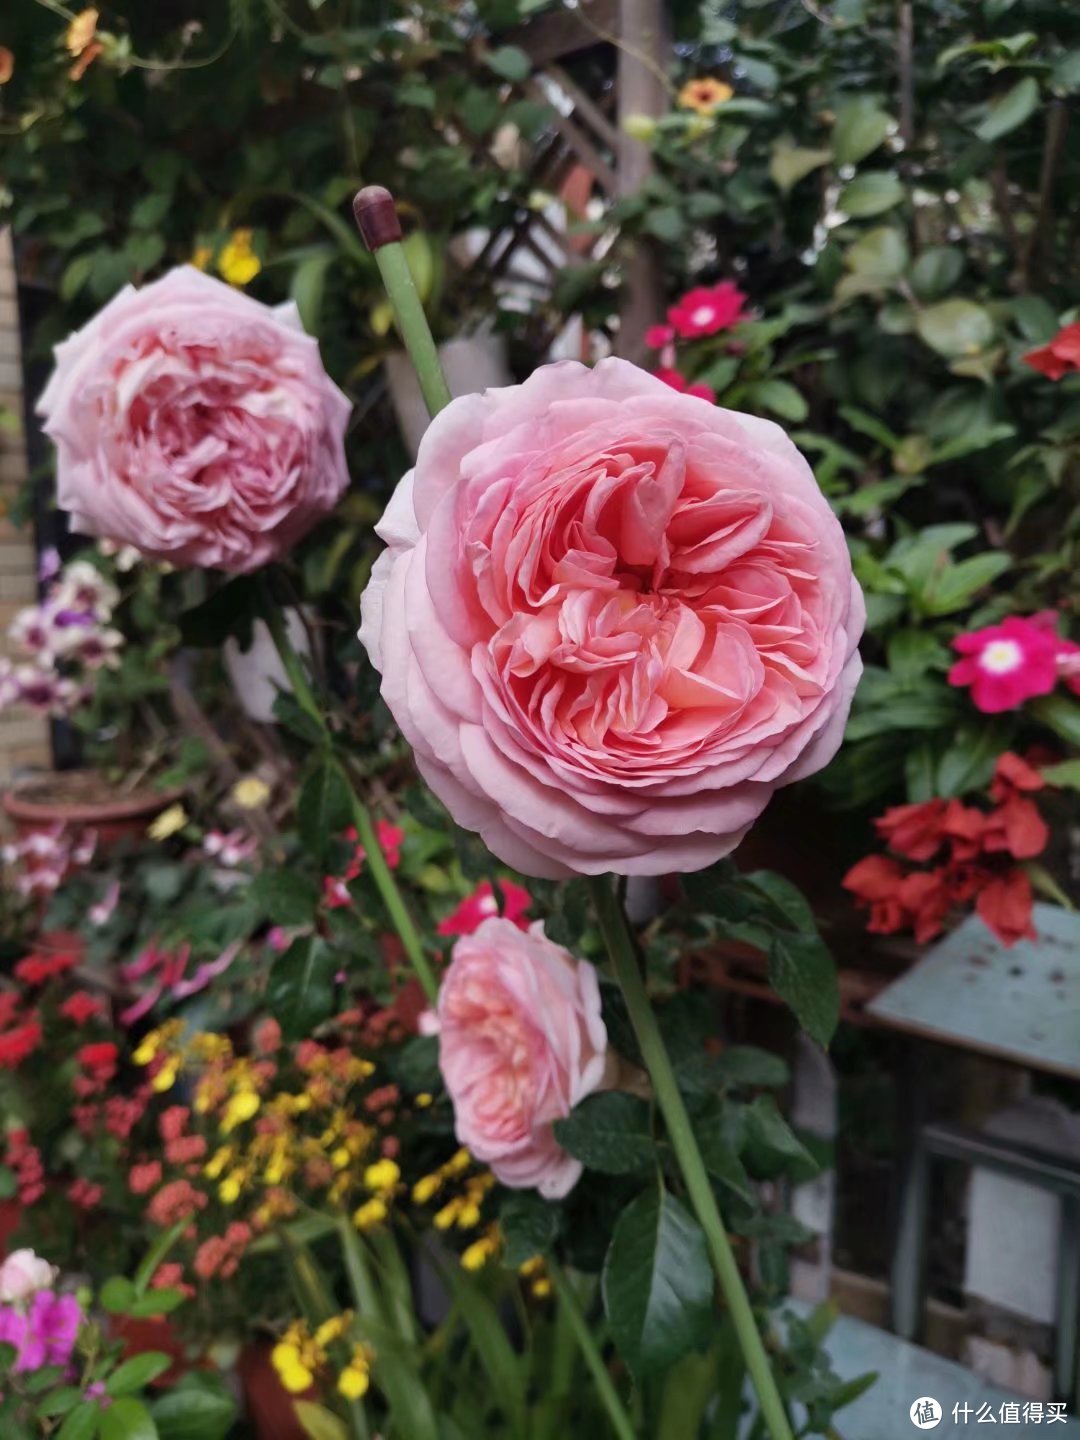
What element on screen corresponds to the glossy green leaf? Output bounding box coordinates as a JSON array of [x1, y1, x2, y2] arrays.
[[267, 937, 338, 1040], [100, 1398, 158, 1440], [768, 931, 839, 1048], [56, 1408, 101, 1440], [485, 45, 532, 82], [832, 96, 893, 166], [769, 141, 832, 193], [975, 76, 1039, 141], [151, 1373, 235, 1440], [742, 1097, 819, 1181], [844, 227, 909, 281], [499, 1191, 561, 1267], [106, 1354, 173, 1397], [916, 299, 995, 358], [910, 246, 963, 301], [294, 1404, 349, 1440], [602, 1185, 713, 1379], [839, 171, 903, 217], [297, 759, 352, 864], [749, 379, 808, 422]]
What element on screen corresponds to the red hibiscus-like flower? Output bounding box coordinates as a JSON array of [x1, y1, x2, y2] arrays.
[[948, 615, 1061, 712], [976, 868, 1036, 947], [990, 750, 1045, 799], [1024, 322, 1080, 381], [77, 1041, 118, 1082], [652, 367, 717, 403], [841, 855, 907, 934], [60, 991, 104, 1025], [668, 281, 748, 339], [875, 798, 948, 862], [437, 879, 532, 938]]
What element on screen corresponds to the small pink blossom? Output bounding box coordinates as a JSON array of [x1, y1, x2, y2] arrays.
[[437, 879, 532, 938], [949, 615, 1063, 712], [667, 281, 748, 339], [645, 324, 675, 348]]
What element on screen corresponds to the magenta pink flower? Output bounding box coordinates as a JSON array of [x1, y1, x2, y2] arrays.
[[359, 359, 864, 878], [645, 324, 675, 348], [429, 918, 610, 1198], [667, 281, 748, 339], [38, 267, 351, 574], [437, 879, 532, 937], [948, 615, 1063, 712], [652, 367, 717, 403]]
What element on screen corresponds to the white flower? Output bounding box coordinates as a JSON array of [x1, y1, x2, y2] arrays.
[[0, 1250, 57, 1303]]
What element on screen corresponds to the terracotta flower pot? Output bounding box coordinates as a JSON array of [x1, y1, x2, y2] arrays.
[[110, 1313, 191, 1389], [2, 771, 184, 851], [237, 1342, 313, 1440]]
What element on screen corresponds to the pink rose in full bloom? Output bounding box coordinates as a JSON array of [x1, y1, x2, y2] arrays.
[[38, 267, 351, 573], [360, 359, 864, 877], [430, 917, 609, 1198]]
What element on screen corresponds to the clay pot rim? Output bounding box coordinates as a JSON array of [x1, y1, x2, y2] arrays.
[[2, 771, 185, 826]]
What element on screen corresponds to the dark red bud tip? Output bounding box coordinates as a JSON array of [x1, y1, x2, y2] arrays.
[[353, 186, 402, 251]]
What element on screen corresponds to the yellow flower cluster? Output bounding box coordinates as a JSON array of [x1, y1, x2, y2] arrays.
[[411, 1147, 501, 1268], [271, 1315, 374, 1401], [133, 1021, 187, 1092], [461, 1226, 500, 1272], [352, 1157, 401, 1231]]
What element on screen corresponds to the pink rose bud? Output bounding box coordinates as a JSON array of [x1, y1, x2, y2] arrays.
[[359, 358, 864, 876], [38, 267, 352, 574], [433, 918, 610, 1199]]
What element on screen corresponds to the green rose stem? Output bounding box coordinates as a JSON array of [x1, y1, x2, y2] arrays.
[[255, 577, 439, 1005], [354, 185, 638, 1440], [589, 876, 794, 1440]]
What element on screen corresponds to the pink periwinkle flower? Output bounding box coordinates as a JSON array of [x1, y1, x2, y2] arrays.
[[38, 267, 352, 574], [667, 281, 748, 339], [949, 614, 1071, 713], [429, 917, 610, 1198], [436, 879, 532, 937]]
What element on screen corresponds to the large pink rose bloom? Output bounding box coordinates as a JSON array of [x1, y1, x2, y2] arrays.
[[360, 359, 864, 877], [38, 267, 351, 573], [430, 917, 609, 1198]]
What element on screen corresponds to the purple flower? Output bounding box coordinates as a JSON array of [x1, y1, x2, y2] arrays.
[[28, 1291, 83, 1368], [38, 546, 61, 584]]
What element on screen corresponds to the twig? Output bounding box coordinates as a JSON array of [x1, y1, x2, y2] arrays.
[[896, 0, 915, 149], [1020, 99, 1069, 288]]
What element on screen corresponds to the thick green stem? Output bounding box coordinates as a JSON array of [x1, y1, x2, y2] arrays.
[[371, 241, 452, 418], [547, 1264, 637, 1440], [588, 876, 794, 1440], [257, 580, 438, 1005]]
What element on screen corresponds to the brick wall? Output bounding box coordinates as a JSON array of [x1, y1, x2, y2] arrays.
[[0, 229, 51, 786]]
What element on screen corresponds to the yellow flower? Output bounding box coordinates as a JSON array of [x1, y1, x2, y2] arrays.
[[412, 1173, 442, 1205], [204, 1146, 233, 1181], [433, 1199, 461, 1231], [217, 229, 262, 287], [363, 1159, 401, 1194], [338, 1346, 372, 1401], [231, 776, 271, 810], [445, 1148, 472, 1177], [219, 1171, 245, 1204], [461, 1232, 499, 1272], [677, 77, 734, 115], [456, 1201, 482, 1230], [65, 8, 98, 57], [221, 1089, 261, 1134], [353, 1198, 388, 1231], [332, 1146, 351, 1171], [314, 1313, 352, 1349], [152, 1060, 179, 1093], [531, 1277, 552, 1298], [271, 1343, 314, 1394], [191, 245, 212, 271], [415, 1092, 433, 1109], [147, 803, 188, 841]]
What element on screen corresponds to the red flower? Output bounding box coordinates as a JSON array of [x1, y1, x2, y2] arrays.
[[651, 367, 717, 403], [437, 879, 533, 938], [129, 1161, 163, 1195], [976, 868, 1036, 947], [842, 855, 907, 934], [1024, 322, 1080, 380], [940, 800, 987, 861], [322, 875, 352, 909], [146, 1179, 207, 1227], [896, 869, 951, 944], [151, 1263, 194, 1300], [14, 952, 78, 987], [982, 794, 1048, 860], [0, 993, 20, 1029], [990, 750, 1045, 799], [0, 1019, 42, 1069], [159, 1106, 191, 1143], [875, 798, 948, 861], [668, 281, 748, 339], [68, 1177, 103, 1210], [60, 991, 104, 1025], [948, 616, 1062, 712], [77, 1041, 119, 1078]]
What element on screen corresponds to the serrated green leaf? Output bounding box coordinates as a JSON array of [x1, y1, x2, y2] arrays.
[[742, 1096, 819, 1181], [554, 1092, 656, 1175], [768, 931, 839, 1048], [499, 1192, 561, 1267]]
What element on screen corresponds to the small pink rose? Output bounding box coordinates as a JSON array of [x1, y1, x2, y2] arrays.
[[432, 918, 609, 1199], [0, 1249, 56, 1303], [39, 267, 351, 574], [360, 358, 864, 877]]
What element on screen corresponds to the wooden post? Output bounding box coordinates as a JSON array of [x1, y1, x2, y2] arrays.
[[615, 0, 668, 364]]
